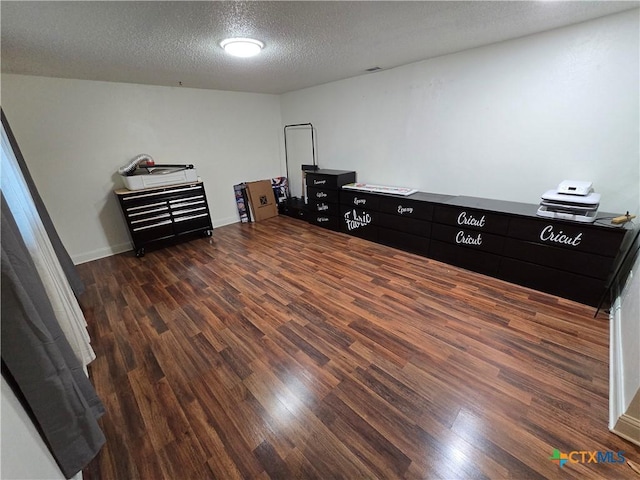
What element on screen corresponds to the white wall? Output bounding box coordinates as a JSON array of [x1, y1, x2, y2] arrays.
[[1, 377, 66, 480], [1, 11, 638, 263], [1, 75, 283, 263], [620, 262, 640, 412], [280, 10, 640, 215], [610, 252, 640, 428]]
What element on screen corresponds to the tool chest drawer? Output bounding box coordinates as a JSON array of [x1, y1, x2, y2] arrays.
[[115, 181, 213, 257]]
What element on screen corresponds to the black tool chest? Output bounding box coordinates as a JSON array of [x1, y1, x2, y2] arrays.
[[305, 169, 356, 231], [115, 182, 213, 257], [336, 188, 636, 307]]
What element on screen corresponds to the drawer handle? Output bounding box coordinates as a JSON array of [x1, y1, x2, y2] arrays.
[[169, 195, 203, 203], [174, 213, 209, 222], [128, 206, 169, 217], [172, 207, 207, 216], [130, 213, 171, 224], [132, 220, 172, 231], [126, 201, 166, 211], [123, 185, 201, 201], [171, 200, 205, 209]]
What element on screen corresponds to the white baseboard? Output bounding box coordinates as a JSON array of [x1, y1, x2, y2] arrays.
[[72, 242, 132, 265], [214, 216, 240, 227], [611, 411, 640, 447], [71, 218, 242, 265], [609, 297, 625, 429]]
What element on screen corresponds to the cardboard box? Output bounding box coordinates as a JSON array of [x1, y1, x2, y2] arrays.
[[246, 180, 278, 221]]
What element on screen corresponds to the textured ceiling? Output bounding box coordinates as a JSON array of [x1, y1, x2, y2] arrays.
[[2, 1, 638, 95]]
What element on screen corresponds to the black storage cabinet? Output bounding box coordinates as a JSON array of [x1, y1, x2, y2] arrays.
[[115, 181, 213, 257], [336, 189, 636, 307], [305, 169, 356, 231]]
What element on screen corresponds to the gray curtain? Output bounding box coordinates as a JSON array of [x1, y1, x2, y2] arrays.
[[1, 194, 106, 478], [1, 109, 84, 296]]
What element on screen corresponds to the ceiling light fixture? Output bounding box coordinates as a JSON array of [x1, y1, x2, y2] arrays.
[[220, 37, 264, 58]]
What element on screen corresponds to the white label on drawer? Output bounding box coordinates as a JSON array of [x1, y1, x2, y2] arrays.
[[344, 209, 372, 231], [317, 217, 330, 222], [398, 205, 414, 215], [313, 179, 327, 185], [457, 211, 486, 228], [539, 225, 582, 246], [456, 230, 483, 246], [318, 203, 329, 211], [353, 197, 367, 206], [316, 191, 327, 198]]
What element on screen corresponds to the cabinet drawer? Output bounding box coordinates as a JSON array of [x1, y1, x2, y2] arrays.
[[431, 223, 505, 255], [120, 184, 204, 206], [308, 214, 340, 231], [306, 170, 356, 189], [429, 240, 501, 276], [378, 227, 429, 255], [499, 258, 605, 306], [378, 196, 433, 221], [173, 212, 212, 235], [307, 200, 339, 215], [307, 187, 339, 204], [340, 206, 378, 241], [508, 217, 625, 257], [168, 194, 207, 210], [131, 221, 174, 244], [377, 212, 430, 237], [129, 209, 171, 232], [433, 205, 509, 234], [125, 201, 170, 218], [503, 238, 611, 280], [340, 190, 380, 210]]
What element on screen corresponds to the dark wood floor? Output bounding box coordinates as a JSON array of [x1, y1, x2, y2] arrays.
[[79, 216, 639, 480]]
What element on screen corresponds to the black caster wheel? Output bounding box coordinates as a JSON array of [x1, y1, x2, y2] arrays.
[[136, 247, 145, 258]]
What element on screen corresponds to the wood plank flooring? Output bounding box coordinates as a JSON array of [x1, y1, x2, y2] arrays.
[[79, 216, 639, 479]]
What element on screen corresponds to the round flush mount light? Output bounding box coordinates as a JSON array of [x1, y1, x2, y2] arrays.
[[220, 37, 264, 58]]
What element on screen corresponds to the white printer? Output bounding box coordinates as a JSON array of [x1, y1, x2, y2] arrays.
[[118, 154, 198, 190], [536, 180, 600, 223]]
